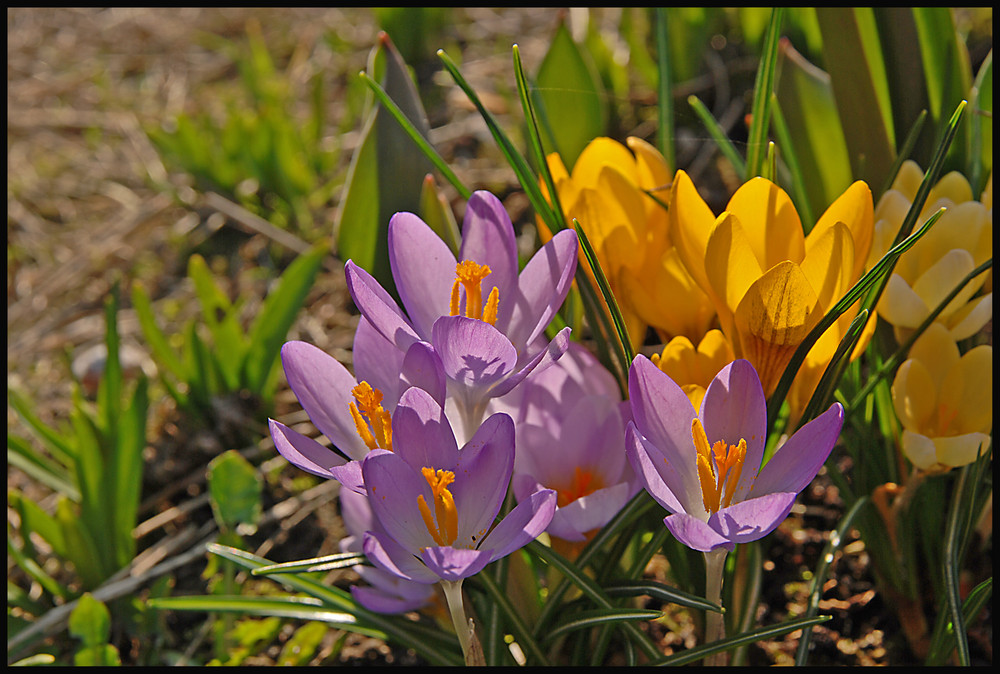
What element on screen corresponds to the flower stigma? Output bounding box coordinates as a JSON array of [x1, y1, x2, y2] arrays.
[[418, 467, 459, 547], [692, 417, 746, 514], [349, 381, 392, 451], [450, 260, 499, 324], [556, 467, 604, 508]]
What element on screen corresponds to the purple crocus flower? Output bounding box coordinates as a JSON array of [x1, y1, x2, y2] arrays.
[[338, 487, 438, 615], [500, 342, 639, 544], [625, 356, 844, 553], [267, 318, 445, 494], [360, 386, 557, 584], [344, 190, 578, 442]]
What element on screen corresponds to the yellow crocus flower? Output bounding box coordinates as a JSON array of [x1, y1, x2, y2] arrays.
[[542, 137, 715, 348], [668, 170, 875, 413], [650, 329, 736, 411], [867, 161, 992, 343], [891, 323, 992, 473]]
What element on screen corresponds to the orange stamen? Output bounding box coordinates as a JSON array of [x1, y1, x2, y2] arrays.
[[350, 381, 392, 450], [418, 467, 458, 546], [692, 418, 747, 514]]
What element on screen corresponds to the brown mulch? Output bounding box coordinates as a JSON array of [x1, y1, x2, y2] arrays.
[[6, 8, 991, 667]]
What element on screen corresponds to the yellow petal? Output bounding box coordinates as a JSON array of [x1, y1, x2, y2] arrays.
[[901, 430, 939, 470], [910, 248, 977, 322], [911, 201, 991, 274], [668, 169, 719, 296], [626, 136, 671, 234], [733, 261, 819, 395], [809, 181, 873, 280], [877, 273, 930, 328], [932, 433, 992, 469], [594, 165, 647, 272], [890, 160, 924, 202], [572, 136, 638, 187], [946, 293, 993, 341], [724, 177, 805, 269], [928, 170, 974, 208], [940, 344, 993, 435], [907, 323, 960, 391], [704, 212, 764, 315], [891, 358, 938, 431], [800, 220, 855, 313]]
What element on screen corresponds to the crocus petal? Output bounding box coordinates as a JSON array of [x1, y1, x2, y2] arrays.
[[362, 450, 436, 552], [699, 359, 767, 499], [431, 315, 518, 392], [625, 423, 692, 516], [900, 431, 938, 470], [450, 413, 516, 547], [363, 531, 439, 584], [420, 546, 494, 582], [799, 220, 854, 313], [663, 511, 734, 553], [941, 344, 992, 435], [709, 491, 798, 545], [910, 249, 977, 322], [878, 273, 930, 328], [400, 341, 447, 408], [352, 318, 404, 406], [628, 355, 699, 479], [345, 260, 421, 351], [668, 169, 718, 295], [891, 358, 938, 431], [269, 419, 346, 479], [946, 293, 992, 342], [489, 326, 571, 399], [932, 433, 991, 468], [726, 177, 805, 269], [478, 488, 557, 561], [459, 191, 520, 327], [547, 481, 634, 542], [350, 584, 431, 615], [752, 403, 843, 496], [280, 340, 369, 460], [388, 211, 457, 340], [506, 229, 578, 351], [391, 386, 459, 473], [704, 212, 764, 315], [329, 460, 366, 495], [809, 180, 873, 280]]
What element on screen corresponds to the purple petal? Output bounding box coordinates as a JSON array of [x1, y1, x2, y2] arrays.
[[458, 191, 520, 328], [450, 413, 516, 546], [338, 487, 376, 540], [352, 318, 405, 406], [558, 394, 627, 480], [363, 531, 439, 584], [280, 341, 369, 460], [547, 481, 634, 542], [420, 546, 494, 582], [709, 491, 798, 545], [388, 212, 458, 340], [699, 359, 766, 501], [490, 327, 571, 399], [663, 512, 735, 552], [431, 315, 518, 391], [627, 355, 700, 492], [350, 583, 433, 615], [269, 418, 346, 479], [400, 341, 447, 407], [329, 459, 366, 495], [752, 403, 844, 497], [479, 488, 556, 561], [345, 260, 420, 351], [625, 422, 691, 515], [506, 229, 578, 350], [391, 386, 459, 472], [361, 450, 434, 552]]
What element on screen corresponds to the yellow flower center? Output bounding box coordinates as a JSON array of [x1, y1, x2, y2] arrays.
[[556, 466, 604, 508], [417, 467, 459, 547], [692, 417, 746, 514], [349, 381, 392, 451], [450, 260, 499, 324], [935, 403, 960, 436]]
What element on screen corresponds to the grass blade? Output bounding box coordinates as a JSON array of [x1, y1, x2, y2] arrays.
[[745, 8, 784, 178]]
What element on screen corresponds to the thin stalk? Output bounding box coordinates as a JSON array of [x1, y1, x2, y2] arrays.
[[441, 579, 484, 666], [703, 548, 729, 666]]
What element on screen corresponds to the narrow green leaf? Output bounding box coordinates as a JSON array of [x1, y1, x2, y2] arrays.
[[532, 19, 607, 170], [188, 254, 245, 391], [654, 8, 675, 171], [816, 8, 896, 187], [470, 567, 550, 666], [968, 50, 992, 193], [651, 615, 832, 665], [336, 33, 433, 293], [9, 490, 69, 561], [418, 173, 462, 256], [244, 240, 328, 394], [55, 497, 106, 589], [574, 220, 634, 372], [68, 593, 112, 648], [796, 309, 869, 428], [130, 281, 187, 382], [745, 8, 784, 178], [253, 552, 368, 576], [7, 526, 71, 600], [604, 579, 721, 613], [96, 286, 122, 444], [111, 375, 147, 568], [688, 95, 746, 179], [7, 389, 75, 469], [148, 594, 371, 630], [774, 41, 852, 225], [7, 434, 79, 499], [546, 608, 663, 642]]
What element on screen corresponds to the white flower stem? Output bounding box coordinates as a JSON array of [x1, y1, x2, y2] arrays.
[[441, 579, 484, 666], [704, 548, 729, 666]]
